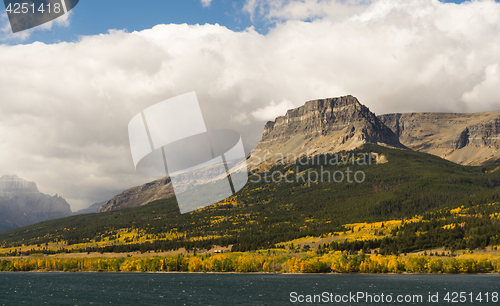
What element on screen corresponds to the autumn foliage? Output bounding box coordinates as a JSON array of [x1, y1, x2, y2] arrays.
[[2, 251, 500, 274]]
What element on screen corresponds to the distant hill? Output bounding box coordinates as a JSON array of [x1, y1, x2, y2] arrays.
[[0, 175, 72, 232], [73, 201, 107, 215], [97, 177, 173, 213]]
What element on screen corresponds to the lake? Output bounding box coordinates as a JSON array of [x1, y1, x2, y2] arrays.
[[1, 273, 499, 305]]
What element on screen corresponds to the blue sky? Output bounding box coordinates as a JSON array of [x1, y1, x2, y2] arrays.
[[7, 0, 253, 44], [5, 0, 475, 44]]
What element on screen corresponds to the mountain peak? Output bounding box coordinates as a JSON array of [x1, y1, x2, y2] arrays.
[[1, 174, 21, 180], [0, 175, 73, 232], [253, 95, 403, 167], [263, 95, 364, 138], [0, 175, 39, 193]]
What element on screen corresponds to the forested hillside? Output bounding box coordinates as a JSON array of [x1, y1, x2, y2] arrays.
[[2, 144, 500, 256]]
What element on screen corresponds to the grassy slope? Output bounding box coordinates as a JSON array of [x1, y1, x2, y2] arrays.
[[1, 144, 500, 254]]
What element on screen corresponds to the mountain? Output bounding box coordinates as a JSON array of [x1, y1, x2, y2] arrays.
[[379, 111, 500, 165], [97, 95, 500, 213], [0, 197, 28, 232], [0, 175, 73, 232], [99, 95, 404, 212], [73, 201, 107, 215], [4, 95, 500, 255], [249, 95, 404, 166]]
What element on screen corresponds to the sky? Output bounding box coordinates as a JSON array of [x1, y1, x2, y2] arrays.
[[1, 0, 474, 43], [0, 0, 499, 210]]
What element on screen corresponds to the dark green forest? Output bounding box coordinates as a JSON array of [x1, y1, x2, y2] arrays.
[[322, 204, 500, 256]]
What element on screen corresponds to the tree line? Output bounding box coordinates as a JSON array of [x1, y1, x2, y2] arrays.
[[1, 251, 498, 274]]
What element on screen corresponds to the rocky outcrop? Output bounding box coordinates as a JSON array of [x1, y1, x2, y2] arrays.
[[379, 111, 500, 165], [98, 177, 174, 212], [261, 95, 401, 145], [0, 175, 73, 232], [250, 95, 404, 166]]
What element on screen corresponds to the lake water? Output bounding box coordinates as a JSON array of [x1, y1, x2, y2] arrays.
[[0, 273, 499, 305]]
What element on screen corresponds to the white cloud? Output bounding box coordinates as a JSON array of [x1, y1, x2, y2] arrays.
[[1, 1, 500, 209], [201, 0, 213, 8], [252, 99, 294, 121], [461, 63, 500, 110], [231, 112, 251, 125], [0, 9, 72, 42]]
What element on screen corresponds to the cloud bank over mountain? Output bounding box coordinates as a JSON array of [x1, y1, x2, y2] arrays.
[[0, 0, 499, 209]]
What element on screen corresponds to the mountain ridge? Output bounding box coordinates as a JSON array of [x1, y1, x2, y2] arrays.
[[379, 111, 500, 165], [0, 175, 73, 232], [98, 95, 500, 212], [251, 95, 404, 167], [99, 95, 406, 212], [97, 177, 173, 212]]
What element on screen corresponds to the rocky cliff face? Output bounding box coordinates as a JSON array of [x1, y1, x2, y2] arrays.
[[250, 95, 404, 167], [98, 177, 174, 212], [379, 111, 500, 165], [0, 175, 73, 232]]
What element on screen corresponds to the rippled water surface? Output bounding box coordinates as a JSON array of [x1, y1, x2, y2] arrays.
[[1, 273, 499, 305]]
